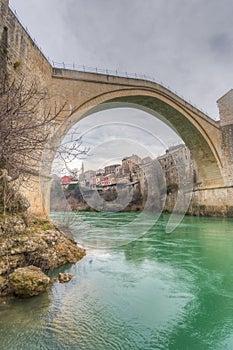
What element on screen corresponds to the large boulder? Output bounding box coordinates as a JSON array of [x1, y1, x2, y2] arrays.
[[9, 265, 50, 297]]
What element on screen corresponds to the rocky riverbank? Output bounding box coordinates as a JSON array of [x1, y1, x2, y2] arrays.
[[62, 184, 145, 212], [0, 214, 86, 298]]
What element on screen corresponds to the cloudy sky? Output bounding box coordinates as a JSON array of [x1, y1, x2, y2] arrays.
[[9, 0, 233, 171]]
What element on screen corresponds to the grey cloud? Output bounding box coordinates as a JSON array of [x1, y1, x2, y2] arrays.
[[62, 108, 181, 169], [10, 0, 233, 171], [9, 0, 233, 119], [209, 33, 233, 56]]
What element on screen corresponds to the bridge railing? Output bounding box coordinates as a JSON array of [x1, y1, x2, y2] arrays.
[[52, 61, 213, 119], [52, 61, 151, 80]]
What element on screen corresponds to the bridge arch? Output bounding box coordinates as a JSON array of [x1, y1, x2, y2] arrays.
[[49, 87, 224, 189]]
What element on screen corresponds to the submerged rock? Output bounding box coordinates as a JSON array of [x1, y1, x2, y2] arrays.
[[58, 273, 74, 283], [9, 265, 50, 297]]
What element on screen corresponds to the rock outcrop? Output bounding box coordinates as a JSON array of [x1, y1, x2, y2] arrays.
[[9, 266, 50, 297], [65, 184, 144, 212], [0, 215, 86, 298], [58, 273, 74, 283]]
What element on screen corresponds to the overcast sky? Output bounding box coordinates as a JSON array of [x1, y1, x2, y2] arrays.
[[9, 0, 233, 171]]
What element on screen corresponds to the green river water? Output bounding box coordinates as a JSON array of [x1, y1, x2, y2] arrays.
[[1, 213, 233, 350]]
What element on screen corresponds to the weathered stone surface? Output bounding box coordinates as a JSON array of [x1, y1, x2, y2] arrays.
[[0, 214, 86, 298], [0, 215, 27, 235], [0, 254, 26, 275], [0, 276, 13, 296], [0, 169, 30, 215], [25, 230, 86, 270], [9, 265, 50, 297], [0, 236, 48, 257], [58, 273, 74, 284], [0, 232, 85, 275]]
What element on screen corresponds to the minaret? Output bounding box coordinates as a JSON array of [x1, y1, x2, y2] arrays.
[[81, 162, 84, 174]]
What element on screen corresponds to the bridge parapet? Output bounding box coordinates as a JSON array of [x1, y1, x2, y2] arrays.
[[52, 65, 216, 126]]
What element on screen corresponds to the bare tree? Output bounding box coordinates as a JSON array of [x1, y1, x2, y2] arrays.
[[0, 74, 89, 216], [0, 76, 65, 180], [55, 136, 89, 179]]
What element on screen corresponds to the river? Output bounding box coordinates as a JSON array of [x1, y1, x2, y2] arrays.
[[1, 213, 233, 350]]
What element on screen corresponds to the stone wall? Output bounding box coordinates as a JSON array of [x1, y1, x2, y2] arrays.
[[0, 0, 51, 83], [189, 187, 233, 217], [0, 0, 8, 37], [0, 0, 54, 215], [0, 0, 9, 76], [217, 90, 233, 185]]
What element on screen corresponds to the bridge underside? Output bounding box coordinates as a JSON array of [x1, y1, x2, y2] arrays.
[[35, 81, 228, 218], [100, 96, 223, 188], [50, 82, 224, 189]]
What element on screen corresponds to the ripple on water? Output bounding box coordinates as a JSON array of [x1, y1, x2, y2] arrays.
[[2, 213, 233, 349]]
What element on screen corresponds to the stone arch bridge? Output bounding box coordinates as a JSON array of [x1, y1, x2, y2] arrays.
[[35, 67, 233, 217], [1, 0, 233, 217]]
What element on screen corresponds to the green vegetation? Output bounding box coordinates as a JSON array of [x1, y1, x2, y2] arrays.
[[13, 61, 21, 69]]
